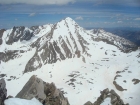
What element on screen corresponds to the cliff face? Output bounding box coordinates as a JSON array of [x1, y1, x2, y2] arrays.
[[0, 79, 7, 105], [1, 76, 70, 105], [16, 75, 70, 105]]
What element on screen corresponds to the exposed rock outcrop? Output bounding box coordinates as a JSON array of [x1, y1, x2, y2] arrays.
[[84, 101, 93, 105], [0, 29, 5, 45], [6, 26, 33, 45], [84, 88, 128, 105], [16, 75, 69, 105], [16, 75, 46, 101], [1, 75, 129, 105], [0, 50, 25, 63], [0, 79, 7, 105]]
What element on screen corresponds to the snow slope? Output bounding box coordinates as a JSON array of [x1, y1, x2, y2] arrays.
[[5, 98, 43, 105], [0, 17, 140, 105]]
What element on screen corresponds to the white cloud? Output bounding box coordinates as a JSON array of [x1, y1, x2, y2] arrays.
[[0, 0, 139, 6], [104, 22, 109, 24], [117, 21, 122, 23], [29, 13, 36, 17], [134, 18, 140, 20], [0, 0, 75, 5], [75, 16, 83, 20]]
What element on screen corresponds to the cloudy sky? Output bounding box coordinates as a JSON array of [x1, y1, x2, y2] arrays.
[[0, 0, 140, 29]]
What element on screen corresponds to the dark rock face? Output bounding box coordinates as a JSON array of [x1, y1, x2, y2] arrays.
[[30, 26, 39, 32], [93, 88, 110, 105], [24, 51, 42, 73], [84, 101, 93, 105], [0, 50, 24, 63], [16, 75, 46, 101], [84, 88, 128, 105], [110, 90, 127, 105], [0, 29, 5, 45], [0, 79, 7, 105], [43, 82, 70, 105], [132, 79, 140, 85], [16, 75, 70, 105], [113, 81, 127, 91], [6, 26, 33, 45], [0, 74, 6, 78]]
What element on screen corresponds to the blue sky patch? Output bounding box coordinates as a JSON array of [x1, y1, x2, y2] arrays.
[[0, 0, 140, 29]]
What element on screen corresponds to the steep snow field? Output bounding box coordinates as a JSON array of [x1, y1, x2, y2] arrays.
[[1, 41, 139, 105]]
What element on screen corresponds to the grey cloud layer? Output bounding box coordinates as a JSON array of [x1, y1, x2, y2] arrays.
[[0, 0, 75, 5], [0, 0, 139, 6]]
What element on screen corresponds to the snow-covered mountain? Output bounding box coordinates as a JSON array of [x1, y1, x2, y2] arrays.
[[0, 17, 140, 105]]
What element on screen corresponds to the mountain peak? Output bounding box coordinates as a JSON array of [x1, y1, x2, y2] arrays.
[[64, 17, 73, 21], [55, 17, 78, 31], [63, 17, 77, 25]]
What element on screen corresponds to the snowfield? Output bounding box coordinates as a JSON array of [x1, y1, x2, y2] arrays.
[[0, 17, 140, 105], [2, 41, 140, 105], [5, 98, 43, 105]]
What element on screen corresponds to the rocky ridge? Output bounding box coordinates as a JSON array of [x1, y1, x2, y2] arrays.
[[84, 88, 129, 105], [0, 17, 138, 73], [16, 75, 69, 105], [0, 76, 127, 105]]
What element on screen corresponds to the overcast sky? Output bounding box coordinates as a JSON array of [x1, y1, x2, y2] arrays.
[[0, 0, 140, 29]]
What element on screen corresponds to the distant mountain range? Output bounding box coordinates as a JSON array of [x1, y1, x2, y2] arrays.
[[86, 27, 140, 46], [102, 28, 140, 46]]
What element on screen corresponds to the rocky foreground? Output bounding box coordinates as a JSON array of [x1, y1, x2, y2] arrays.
[[0, 75, 129, 105]]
